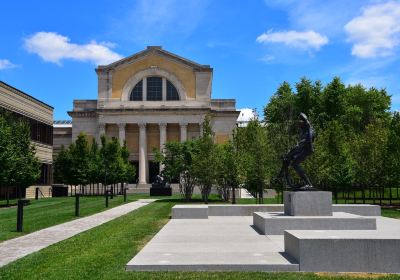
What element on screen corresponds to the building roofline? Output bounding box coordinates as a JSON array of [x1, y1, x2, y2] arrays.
[[0, 81, 54, 110], [96, 46, 212, 72]]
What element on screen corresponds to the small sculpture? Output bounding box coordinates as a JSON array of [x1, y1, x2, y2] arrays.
[[152, 174, 165, 188], [278, 113, 315, 191]]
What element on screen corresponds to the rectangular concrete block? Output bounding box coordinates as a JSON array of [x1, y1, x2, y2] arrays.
[[208, 205, 283, 216], [254, 212, 376, 235], [172, 205, 208, 219], [284, 191, 332, 216], [284, 230, 400, 273], [332, 204, 381, 216]]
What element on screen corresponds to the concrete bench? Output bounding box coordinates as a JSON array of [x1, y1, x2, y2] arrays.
[[171, 204, 381, 219], [254, 212, 376, 235], [332, 204, 381, 216], [284, 230, 400, 273], [172, 205, 208, 219], [208, 205, 283, 216]]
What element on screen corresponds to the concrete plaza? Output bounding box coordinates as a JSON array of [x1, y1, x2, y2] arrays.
[[126, 213, 400, 272]]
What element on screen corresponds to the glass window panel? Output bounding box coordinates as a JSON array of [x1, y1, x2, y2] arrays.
[[130, 80, 143, 101], [166, 80, 180, 100], [146, 77, 162, 101]]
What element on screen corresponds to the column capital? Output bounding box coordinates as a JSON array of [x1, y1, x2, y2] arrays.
[[158, 122, 167, 129], [138, 122, 147, 129], [179, 122, 188, 127], [117, 122, 126, 128], [99, 123, 106, 130]]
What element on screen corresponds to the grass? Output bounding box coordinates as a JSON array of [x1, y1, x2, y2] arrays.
[[1, 199, 399, 280], [381, 208, 400, 219], [0, 194, 140, 242]]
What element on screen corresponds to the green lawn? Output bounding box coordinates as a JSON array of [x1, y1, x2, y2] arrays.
[[381, 208, 400, 219], [0, 195, 140, 242], [1, 199, 398, 280]]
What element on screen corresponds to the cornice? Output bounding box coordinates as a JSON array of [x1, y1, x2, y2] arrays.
[[0, 81, 53, 110]]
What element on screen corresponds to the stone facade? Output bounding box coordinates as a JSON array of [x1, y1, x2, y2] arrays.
[[0, 81, 54, 198], [66, 46, 239, 184]]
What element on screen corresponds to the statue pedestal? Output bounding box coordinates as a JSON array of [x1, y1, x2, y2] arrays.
[[284, 191, 332, 216]]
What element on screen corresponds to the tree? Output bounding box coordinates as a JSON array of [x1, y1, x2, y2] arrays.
[[215, 142, 240, 203], [87, 139, 102, 194], [0, 113, 14, 204], [69, 133, 90, 193], [53, 145, 73, 185], [9, 118, 41, 198], [155, 140, 197, 202], [234, 119, 273, 203], [192, 116, 217, 204], [384, 112, 400, 202], [120, 141, 136, 188]]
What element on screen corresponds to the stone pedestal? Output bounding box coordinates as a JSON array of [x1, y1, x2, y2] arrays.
[[284, 191, 332, 216]]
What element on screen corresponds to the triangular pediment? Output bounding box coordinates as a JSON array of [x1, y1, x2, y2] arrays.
[[97, 46, 212, 72]]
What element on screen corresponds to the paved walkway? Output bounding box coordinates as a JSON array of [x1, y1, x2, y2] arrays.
[[0, 199, 156, 267]]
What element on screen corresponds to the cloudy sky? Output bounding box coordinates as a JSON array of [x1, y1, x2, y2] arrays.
[[1, 0, 399, 119]]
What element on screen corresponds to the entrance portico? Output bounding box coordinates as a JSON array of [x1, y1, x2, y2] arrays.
[[99, 120, 199, 184]]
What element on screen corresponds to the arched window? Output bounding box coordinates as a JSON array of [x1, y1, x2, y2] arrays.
[[167, 80, 180, 100], [130, 80, 143, 101], [146, 77, 162, 101]]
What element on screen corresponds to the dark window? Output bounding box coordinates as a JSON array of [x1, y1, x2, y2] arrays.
[[130, 80, 143, 101], [38, 163, 53, 185], [146, 77, 162, 101], [166, 80, 180, 100]]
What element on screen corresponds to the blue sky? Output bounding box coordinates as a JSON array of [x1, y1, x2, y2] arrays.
[[1, 0, 399, 120]]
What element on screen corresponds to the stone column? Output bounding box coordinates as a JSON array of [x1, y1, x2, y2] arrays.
[[118, 123, 126, 145], [138, 123, 147, 184], [180, 122, 188, 142], [162, 77, 167, 101], [98, 123, 106, 143], [159, 123, 167, 152], [159, 123, 167, 171]]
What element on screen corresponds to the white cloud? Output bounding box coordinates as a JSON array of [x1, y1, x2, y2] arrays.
[[345, 1, 400, 58], [24, 32, 123, 65], [264, 0, 365, 37], [260, 54, 275, 63], [0, 59, 17, 70], [256, 30, 328, 50]]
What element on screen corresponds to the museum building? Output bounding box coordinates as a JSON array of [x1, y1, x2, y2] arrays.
[[62, 46, 239, 184], [0, 81, 53, 198]]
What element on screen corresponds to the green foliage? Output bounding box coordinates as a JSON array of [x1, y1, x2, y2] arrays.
[[234, 119, 273, 203], [156, 140, 198, 201], [192, 115, 217, 203], [0, 112, 40, 195], [214, 142, 240, 203], [69, 133, 90, 186], [53, 134, 135, 189], [264, 76, 396, 195], [53, 145, 72, 184]]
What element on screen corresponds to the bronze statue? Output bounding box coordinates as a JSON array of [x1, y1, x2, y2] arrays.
[[278, 113, 315, 191]]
